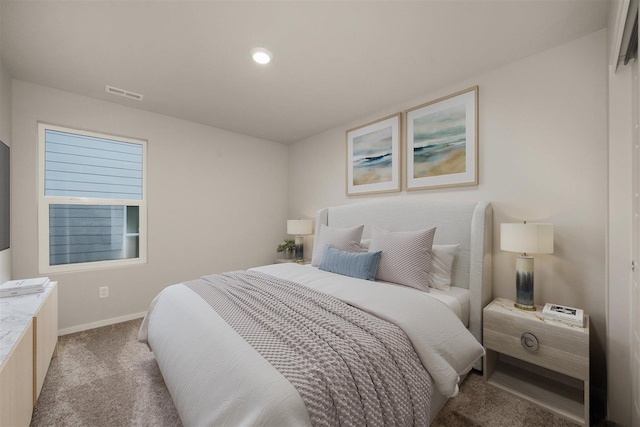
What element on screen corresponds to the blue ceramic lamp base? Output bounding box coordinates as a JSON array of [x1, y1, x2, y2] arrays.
[[294, 235, 304, 261], [515, 255, 536, 311]]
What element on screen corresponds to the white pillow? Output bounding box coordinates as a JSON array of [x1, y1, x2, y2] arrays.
[[368, 227, 436, 292], [311, 224, 364, 267], [429, 245, 459, 291]]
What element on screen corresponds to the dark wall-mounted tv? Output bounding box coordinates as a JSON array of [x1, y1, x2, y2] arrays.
[[0, 140, 9, 251]]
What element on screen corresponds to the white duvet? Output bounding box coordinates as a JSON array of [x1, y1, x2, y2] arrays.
[[139, 263, 484, 426]]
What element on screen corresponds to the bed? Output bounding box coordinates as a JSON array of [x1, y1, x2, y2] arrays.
[[139, 199, 493, 426]]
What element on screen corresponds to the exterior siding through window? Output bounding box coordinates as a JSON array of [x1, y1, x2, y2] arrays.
[[38, 124, 146, 273]]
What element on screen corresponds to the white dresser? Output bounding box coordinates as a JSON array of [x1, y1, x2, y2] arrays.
[[0, 281, 58, 426]]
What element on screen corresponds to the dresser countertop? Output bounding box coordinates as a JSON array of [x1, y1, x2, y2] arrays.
[[0, 282, 56, 366]]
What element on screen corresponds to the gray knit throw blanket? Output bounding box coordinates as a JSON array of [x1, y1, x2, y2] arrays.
[[185, 270, 431, 427]]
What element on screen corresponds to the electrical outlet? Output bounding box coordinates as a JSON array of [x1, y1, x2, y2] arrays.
[[99, 286, 109, 298]]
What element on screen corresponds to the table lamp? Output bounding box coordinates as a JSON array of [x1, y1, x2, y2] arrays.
[[500, 221, 554, 311], [287, 219, 312, 261]]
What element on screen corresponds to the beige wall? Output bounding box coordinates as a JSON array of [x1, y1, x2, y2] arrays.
[[289, 30, 608, 407], [11, 80, 289, 331], [0, 61, 12, 284]]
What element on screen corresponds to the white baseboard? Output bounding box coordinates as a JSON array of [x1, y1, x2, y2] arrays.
[[58, 311, 147, 336]]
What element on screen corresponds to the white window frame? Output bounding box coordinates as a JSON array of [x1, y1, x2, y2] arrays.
[[38, 123, 147, 274]]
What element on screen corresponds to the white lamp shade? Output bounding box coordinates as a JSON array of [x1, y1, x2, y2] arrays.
[[500, 223, 554, 254], [287, 219, 312, 235]]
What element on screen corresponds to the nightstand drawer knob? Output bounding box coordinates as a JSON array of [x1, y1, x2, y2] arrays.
[[520, 332, 539, 352]]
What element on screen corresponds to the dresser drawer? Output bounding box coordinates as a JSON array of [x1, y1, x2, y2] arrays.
[[484, 309, 589, 380]]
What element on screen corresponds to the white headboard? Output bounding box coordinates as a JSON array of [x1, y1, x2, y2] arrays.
[[314, 199, 492, 367]]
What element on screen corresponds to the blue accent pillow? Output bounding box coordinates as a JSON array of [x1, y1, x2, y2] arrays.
[[318, 245, 382, 281]]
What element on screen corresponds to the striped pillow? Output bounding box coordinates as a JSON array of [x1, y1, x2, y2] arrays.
[[318, 245, 382, 281], [369, 227, 436, 292], [311, 224, 364, 266]]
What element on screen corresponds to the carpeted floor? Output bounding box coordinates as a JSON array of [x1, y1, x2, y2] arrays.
[[31, 319, 180, 426], [31, 319, 601, 426]]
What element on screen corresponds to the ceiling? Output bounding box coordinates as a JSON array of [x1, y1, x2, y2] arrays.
[[0, 1, 609, 144]]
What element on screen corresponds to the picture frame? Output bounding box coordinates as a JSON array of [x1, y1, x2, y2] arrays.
[[346, 113, 401, 196], [405, 86, 478, 191]]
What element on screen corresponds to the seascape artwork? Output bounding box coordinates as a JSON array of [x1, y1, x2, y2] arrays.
[[405, 87, 477, 190], [352, 126, 393, 186], [412, 104, 466, 178]]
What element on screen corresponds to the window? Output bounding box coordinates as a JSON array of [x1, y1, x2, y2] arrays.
[[38, 124, 146, 273]]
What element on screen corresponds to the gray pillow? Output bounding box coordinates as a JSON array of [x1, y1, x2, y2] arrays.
[[311, 224, 364, 266], [318, 245, 382, 281], [369, 227, 436, 292]]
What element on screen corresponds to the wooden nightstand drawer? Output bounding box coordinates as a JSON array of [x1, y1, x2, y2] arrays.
[[484, 328, 588, 380], [484, 310, 589, 380]]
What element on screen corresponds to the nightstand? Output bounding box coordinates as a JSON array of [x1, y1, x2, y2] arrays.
[[483, 298, 589, 426], [274, 258, 310, 264]]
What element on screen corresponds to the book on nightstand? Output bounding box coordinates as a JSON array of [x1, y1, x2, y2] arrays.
[[542, 303, 585, 327], [0, 277, 50, 298]]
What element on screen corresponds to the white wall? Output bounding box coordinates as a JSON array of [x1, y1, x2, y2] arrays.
[[0, 61, 12, 284], [11, 80, 289, 332], [289, 30, 608, 412]]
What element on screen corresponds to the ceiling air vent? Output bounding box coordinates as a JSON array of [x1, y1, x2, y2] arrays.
[[105, 85, 144, 101]]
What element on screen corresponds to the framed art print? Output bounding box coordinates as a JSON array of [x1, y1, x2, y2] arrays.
[[346, 113, 401, 196], [405, 86, 478, 191]]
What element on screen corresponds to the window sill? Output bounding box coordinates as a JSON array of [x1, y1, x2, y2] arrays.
[[38, 256, 147, 275]]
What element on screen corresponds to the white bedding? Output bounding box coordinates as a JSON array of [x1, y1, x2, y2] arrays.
[[140, 283, 312, 426], [139, 263, 484, 426], [428, 286, 471, 327], [300, 263, 471, 326]]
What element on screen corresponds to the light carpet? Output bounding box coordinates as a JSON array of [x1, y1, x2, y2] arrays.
[[31, 318, 604, 426]]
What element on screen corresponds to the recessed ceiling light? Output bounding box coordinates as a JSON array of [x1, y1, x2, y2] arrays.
[[251, 47, 272, 65]]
